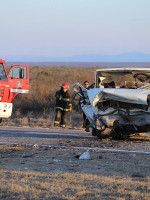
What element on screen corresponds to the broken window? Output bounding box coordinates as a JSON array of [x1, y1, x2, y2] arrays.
[[96, 70, 150, 89], [0, 63, 8, 81]]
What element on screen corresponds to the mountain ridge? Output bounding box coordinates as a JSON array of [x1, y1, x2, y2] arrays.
[[2, 52, 150, 62]]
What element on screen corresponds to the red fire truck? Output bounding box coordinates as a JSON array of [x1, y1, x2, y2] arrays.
[[0, 59, 29, 120]]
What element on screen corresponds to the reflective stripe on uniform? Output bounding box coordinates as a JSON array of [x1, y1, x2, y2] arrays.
[[62, 98, 70, 101], [60, 124, 65, 128], [56, 107, 63, 111], [63, 108, 69, 111], [56, 107, 70, 111], [54, 121, 59, 124]]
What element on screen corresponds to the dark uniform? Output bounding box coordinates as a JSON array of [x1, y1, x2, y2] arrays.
[[83, 112, 90, 129], [81, 82, 95, 131], [54, 88, 72, 128]]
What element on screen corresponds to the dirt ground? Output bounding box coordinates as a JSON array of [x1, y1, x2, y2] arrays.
[[0, 135, 150, 177], [0, 131, 150, 199]]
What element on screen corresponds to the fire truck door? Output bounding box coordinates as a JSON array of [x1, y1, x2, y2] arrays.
[[8, 65, 29, 92]]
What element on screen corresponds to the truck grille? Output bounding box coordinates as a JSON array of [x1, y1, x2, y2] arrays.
[[0, 88, 5, 101]]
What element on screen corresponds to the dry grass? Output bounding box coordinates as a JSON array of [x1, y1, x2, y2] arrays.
[[4, 65, 98, 127], [2, 109, 83, 128], [0, 170, 149, 200], [14, 66, 96, 112], [0, 146, 150, 199]]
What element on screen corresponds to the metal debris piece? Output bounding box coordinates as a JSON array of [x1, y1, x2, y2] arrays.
[[79, 151, 90, 160], [33, 144, 39, 148]]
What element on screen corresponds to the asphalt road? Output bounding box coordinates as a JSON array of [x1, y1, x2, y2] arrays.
[[0, 126, 150, 154], [0, 126, 94, 140]]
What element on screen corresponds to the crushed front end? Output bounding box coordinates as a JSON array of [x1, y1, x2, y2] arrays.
[[72, 68, 150, 139]]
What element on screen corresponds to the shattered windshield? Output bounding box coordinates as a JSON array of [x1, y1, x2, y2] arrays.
[[0, 63, 8, 81], [96, 70, 150, 89]]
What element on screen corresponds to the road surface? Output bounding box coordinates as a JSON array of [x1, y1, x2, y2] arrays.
[[0, 126, 93, 140], [0, 126, 150, 153]]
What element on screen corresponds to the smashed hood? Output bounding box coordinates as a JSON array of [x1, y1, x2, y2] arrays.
[[87, 88, 150, 106]]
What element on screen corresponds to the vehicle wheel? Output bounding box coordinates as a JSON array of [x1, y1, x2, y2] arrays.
[[99, 128, 113, 139], [92, 128, 103, 138], [112, 127, 129, 140], [0, 118, 2, 124], [96, 128, 113, 139], [92, 128, 98, 136]]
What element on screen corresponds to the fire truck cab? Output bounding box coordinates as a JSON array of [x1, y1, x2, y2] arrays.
[[0, 59, 29, 119]]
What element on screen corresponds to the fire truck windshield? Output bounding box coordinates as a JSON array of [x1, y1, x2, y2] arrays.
[[0, 63, 8, 81]]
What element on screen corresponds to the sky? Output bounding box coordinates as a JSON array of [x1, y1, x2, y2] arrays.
[[0, 0, 150, 58]]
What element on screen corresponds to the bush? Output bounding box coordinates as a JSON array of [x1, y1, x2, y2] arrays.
[[13, 65, 97, 115]]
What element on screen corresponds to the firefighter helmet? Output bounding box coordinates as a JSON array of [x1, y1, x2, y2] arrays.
[[62, 83, 69, 89]]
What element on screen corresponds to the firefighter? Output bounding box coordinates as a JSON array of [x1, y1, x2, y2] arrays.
[[54, 83, 72, 128]]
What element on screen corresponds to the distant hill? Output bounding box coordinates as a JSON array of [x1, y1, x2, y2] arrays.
[[50, 52, 150, 62], [2, 52, 150, 62]]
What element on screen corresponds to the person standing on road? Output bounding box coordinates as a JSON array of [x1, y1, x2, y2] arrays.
[[54, 83, 72, 128], [78, 81, 93, 132]]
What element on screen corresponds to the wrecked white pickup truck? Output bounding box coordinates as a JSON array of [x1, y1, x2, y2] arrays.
[[72, 68, 150, 139]]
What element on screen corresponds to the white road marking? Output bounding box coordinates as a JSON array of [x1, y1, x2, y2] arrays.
[[0, 142, 150, 155]]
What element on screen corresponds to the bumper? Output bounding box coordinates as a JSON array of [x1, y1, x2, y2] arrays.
[[0, 102, 13, 118]]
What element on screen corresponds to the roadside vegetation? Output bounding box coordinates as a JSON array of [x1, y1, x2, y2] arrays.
[[4, 65, 97, 128], [0, 170, 149, 200], [0, 145, 150, 200]]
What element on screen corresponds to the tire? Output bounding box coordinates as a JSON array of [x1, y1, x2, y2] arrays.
[[92, 128, 113, 139], [99, 128, 113, 139], [112, 127, 129, 140], [92, 128, 98, 136]]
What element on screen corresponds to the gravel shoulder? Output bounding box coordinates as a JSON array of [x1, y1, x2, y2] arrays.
[[0, 127, 150, 177], [0, 128, 150, 199]]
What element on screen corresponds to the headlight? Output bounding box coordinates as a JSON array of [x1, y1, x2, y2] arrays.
[[4, 104, 7, 108]]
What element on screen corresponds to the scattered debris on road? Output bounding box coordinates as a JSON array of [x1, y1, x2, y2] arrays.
[[79, 151, 90, 160]]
